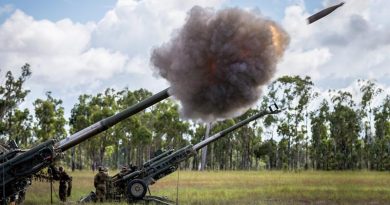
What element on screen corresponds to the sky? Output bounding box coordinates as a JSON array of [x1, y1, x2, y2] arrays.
[[0, 0, 389, 118]]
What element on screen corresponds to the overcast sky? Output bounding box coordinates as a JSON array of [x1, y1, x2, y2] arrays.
[[0, 0, 389, 118]]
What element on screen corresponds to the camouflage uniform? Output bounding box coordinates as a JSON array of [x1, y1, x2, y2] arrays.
[[58, 167, 71, 202], [118, 166, 129, 178], [94, 167, 109, 202]]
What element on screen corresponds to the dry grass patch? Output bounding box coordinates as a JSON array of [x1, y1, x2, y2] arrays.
[[24, 170, 390, 205]]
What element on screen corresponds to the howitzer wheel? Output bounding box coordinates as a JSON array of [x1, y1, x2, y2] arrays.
[[127, 179, 147, 200]]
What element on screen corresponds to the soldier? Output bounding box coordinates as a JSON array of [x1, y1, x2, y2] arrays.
[[129, 163, 138, 172], [58, 166, 72, 202], [94, 166, 109, 202], [118, 166, 129, 177]]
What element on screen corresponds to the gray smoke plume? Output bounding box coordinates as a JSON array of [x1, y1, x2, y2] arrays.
[[151, 6, 289, 122]]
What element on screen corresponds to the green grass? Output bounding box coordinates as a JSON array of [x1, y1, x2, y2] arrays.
[[24, 170, 390, 204]]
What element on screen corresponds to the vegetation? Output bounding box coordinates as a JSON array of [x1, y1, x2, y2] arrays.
[[1, 65, 390, 172], [25, 170, 390, 205], [0, 64, 32, 146]]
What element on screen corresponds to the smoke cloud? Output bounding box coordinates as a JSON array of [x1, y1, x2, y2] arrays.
[[151, 6, 289, 121]]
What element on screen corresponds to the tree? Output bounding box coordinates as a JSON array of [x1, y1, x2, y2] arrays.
[[372, 96, 390, 170], [33, 92, 66, 143], [278, 138, 289, 170], [329, 91, 361, 170], [0, 64, 32, 140], [209, 119, 235, 170], [41, 76, 390, 172], [358, 80, 382, 169], [235, 109, 261, 170], [33, 92, 67, 142], [69, 94, 93, 170], [310, 100, 330, 169], [88, 89, 118, 166], [114, 88, 142, 168], [260, 96, 282, 169], [7, 109, 33, 148], [254, 138, 277, 169], [267, 75, 316, 170], [192, 124, 206, 170], [152, 100, 190, 148], [127, 89, 155, 166]]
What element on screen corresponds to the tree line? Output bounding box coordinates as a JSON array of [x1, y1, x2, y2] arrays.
[[1, 65, 389, 171]]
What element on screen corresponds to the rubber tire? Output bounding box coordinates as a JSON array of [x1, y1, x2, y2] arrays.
[[127, 179, 147, 200]]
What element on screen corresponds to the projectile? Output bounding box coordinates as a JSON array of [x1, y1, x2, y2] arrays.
[[307, 2, 345, 24]]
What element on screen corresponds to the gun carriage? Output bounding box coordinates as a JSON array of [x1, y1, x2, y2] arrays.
[[80, 104, 282, 204], [0, 88, 170, 204], [0, 84, 281, 205]]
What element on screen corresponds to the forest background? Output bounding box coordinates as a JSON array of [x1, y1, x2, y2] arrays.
[[1, 64, 390, 172]]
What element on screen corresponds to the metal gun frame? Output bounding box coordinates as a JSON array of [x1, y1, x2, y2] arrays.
[[0, 88, 170, 204], [80, 104, 282, 204]]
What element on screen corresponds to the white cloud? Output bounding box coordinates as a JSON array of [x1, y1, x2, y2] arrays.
[[0, 0, 226, 86], [279, 48, 332, 80], [92, 0, 225, 73], [2, 0, 389, 118], [0, 10, 127, 87], [276, 0, 390, 86], [124, 55, 151, 74], [0, 0, 226, 115]]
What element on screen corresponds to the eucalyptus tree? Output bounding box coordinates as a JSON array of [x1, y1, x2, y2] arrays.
[[277, 138, 289, 170], [132, 124, 153, 166], [267, 75, 316, 170], [229, 108, 261, 170], [209, 118, 235, 170], [358, 80, 382, 169], [310, 100, 330, 169], [7, 108, 32, 148], [267, 78, 294, 170], [152, 100, 191, 168], [131, 89, 156, 166], [112, 88, 152, 167], [259, 95, 282, 169], [115, 88, 142, 167], [87, 88, 118, 166], [0, 64, 31, 140], [69, 94, 93, 170], [329, 91, 361, 169], [152, 100, 189, 147], [254, 138, 277, 169], [33, 92, 67, 142], [372, 95, 390, 170]]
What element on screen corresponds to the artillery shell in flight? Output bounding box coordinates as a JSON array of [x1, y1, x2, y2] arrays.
[[308, 2, 345, 24]]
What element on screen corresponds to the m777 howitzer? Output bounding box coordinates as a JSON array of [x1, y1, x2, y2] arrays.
[[0, 88, 170, 204], [80, 104, 282, 204]]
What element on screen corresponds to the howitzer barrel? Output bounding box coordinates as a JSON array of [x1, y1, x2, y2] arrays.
[[193, 108, 281, 151], [85, 104, 282, 202], [57, 88, 170, 151]]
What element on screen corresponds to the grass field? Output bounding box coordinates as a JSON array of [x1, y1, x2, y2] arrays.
[[24, 170, 390, 205]]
